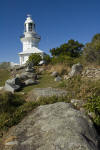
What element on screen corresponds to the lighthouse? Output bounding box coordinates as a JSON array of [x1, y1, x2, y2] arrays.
[[19, 15, 44, 65]]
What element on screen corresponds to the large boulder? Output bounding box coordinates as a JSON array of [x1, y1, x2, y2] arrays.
[[68, 63, 83, 77], [4, 78, 21, 93], [27, 87, 67, 101], [2, 102, 99, 150]]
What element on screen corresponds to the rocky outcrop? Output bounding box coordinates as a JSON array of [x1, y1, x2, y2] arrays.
[[4, 78, 21, 93], [2, 102, 99, 150], [68, 63, 83, 77], [27, 87, 67, 101], [82, 68, 100, 79]]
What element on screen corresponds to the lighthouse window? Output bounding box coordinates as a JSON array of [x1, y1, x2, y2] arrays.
[[28, 23, 32, 31]]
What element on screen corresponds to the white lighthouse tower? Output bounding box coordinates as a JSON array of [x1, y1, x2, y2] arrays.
[[19, 15, 44, 65]]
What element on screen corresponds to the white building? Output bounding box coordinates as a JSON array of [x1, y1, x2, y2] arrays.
[[18, 15, 44, 65]]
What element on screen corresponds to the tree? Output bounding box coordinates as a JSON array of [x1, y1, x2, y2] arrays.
[[28, 53, 42, 66], [83, 34, 100, 64], [50, 39, 84, 58], [43, 55, 51, 65]]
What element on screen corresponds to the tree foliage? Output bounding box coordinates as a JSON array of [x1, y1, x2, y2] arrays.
[[50, 39, 84, 58], [43, 55, 51, 65], [83, 33, 100, 64], [28, 53, 42, 66]]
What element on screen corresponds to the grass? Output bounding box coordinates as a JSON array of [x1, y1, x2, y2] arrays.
[[58, 75, 100, 100], [0, 69, 10, 86], [21, 72, 61, 93]]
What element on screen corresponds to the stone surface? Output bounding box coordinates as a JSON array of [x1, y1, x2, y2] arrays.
[[38, 68, 45, 74], [63, 75, 70, 80], [54, 76, 62, 81], [51, 71, 59, 77], [0, 86, 4, 90], [4, 78, 21, 93], [14, 65, 26, 71], [82, 68, 100, 80], [24, 79, 36, 86], [27, 87, 67, 101], [16, 72, 37, 80], [2, 102, 99, 150], [68, 63, 83, 77]]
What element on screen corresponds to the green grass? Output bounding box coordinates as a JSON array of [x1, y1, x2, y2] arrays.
[[21, 73, 61, 93], [0, 69, 10, 86]]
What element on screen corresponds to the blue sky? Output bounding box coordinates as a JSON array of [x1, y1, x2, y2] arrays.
[[0, 0, 100, 63]]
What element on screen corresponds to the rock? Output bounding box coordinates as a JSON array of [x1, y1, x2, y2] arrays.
[[27, 87, 67, 101], [25, 62, 34, 72], [4, 78, 21, 93], [54, 76, 62, 81], [14, 65, 26, 71], [25, 68, 34, 72], [16, 72, 37, 80], [24, 79, 36, 86], [38, 68, 45, 74], [2, 102, 99, 150], [82, 68, 100, 80], [0, 86, 4, 90], [63, 75, 70, 80], [69, 63, 83, 77], [39, 60, 45, 65], [51, 71, 59, 77]]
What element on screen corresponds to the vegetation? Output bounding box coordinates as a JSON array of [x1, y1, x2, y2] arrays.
[[85, 96, 100, 126], [0, 62, 11, 69], [43, 54, 51, 65], [83, 33, 100, 65], [21, 72, 60, 93], [0, 69, 10, 86], [28, 53, 42, 66], [50, 39, 84, 57]]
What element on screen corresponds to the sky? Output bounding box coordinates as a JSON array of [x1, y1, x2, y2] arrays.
[[0, 0, 100, 63]]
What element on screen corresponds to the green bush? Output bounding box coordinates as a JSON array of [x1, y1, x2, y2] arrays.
[[83, 33, 100, 65], [28, 53, 42, 66], [43, 55, 51, 65], [51, 55, 74, 66], [50, 39, 84, 58], [85, 96, 100, 125]]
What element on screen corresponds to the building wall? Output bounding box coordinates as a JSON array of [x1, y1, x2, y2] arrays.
[[19, 54, 30, 65]]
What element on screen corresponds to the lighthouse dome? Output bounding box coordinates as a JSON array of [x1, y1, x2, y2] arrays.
[[25, 14, 34, 24]]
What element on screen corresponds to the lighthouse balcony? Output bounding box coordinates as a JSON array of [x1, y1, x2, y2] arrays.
[[20, 33, 41, 40]]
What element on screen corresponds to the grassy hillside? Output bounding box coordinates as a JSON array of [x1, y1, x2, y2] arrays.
[[0, 69, 10, 86]]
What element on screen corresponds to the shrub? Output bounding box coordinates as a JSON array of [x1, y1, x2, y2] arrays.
[[83, 33, 100, 65], [28, 53, 42, 66], [85, 96, 100, 126], [43, 55, 51, 65], [50, 39, 84, 58]]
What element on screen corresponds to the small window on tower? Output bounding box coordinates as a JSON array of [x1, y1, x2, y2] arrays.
[[28, 23, 32, 31]]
